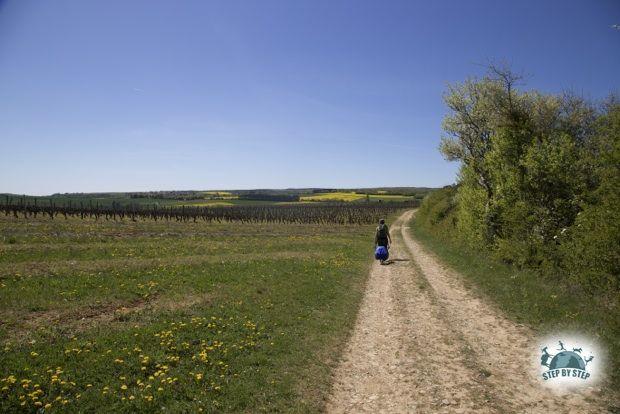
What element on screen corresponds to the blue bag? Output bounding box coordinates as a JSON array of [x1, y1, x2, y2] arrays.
[[375, 246, 389, 261]]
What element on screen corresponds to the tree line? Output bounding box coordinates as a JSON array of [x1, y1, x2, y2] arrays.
[[422, 65, 618, 293]]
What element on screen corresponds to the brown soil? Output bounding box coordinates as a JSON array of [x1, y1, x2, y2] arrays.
[[2, 292, 214, 345]]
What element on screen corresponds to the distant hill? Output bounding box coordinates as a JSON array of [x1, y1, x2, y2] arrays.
[[1, 187, 436, 207]]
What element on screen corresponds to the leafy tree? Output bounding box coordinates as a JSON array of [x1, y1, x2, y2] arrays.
[[435, 66, 618, 292], [561, 101, 620, 292]]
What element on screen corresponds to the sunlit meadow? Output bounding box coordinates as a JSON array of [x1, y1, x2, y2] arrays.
[[0, 214, 377, 412]]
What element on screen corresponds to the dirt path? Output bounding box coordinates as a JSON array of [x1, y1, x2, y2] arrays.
[[325, 210, 607, 413]]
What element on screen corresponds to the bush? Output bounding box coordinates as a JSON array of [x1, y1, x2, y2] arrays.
[[434, 66, 618, 295], [560, 103, 620, 293]]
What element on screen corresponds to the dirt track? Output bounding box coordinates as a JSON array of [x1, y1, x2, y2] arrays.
[[325, 210, 608, 413]]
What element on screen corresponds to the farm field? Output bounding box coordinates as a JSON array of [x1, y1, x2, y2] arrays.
[[299, 192, 414, 203], [2, 188, 426, 210], [0, 213, 381, 412], [176, 199, 296, 207]]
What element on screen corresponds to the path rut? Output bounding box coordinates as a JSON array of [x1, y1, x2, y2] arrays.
[[325, 210, 609, 413]]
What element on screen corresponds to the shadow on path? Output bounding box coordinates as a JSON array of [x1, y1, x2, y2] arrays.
[[381, 258, 410, 265]]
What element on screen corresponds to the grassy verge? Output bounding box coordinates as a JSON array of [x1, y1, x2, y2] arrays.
[[0, 215, 378, 412], [409, 215, 620, 392]]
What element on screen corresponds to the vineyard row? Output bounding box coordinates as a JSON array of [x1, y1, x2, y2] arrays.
[[0, 198, 418, 225]]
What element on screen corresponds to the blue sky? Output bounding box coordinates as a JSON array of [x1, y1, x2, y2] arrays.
[[1, 0, 618, 195]]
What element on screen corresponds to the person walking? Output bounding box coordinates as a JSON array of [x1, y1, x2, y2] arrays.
[[375, 219, 391, 264]]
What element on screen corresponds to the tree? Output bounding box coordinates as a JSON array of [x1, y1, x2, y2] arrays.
[[439, 66, 525, 241], [438, 66, 614, 275]]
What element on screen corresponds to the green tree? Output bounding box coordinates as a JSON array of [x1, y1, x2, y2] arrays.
[[438, 66, 618, 288], [561, 101, 620, 292]]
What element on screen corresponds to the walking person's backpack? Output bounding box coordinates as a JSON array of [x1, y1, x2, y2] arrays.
[[377, 224, 388, 240]]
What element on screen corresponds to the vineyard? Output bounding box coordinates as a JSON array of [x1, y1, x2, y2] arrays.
[[0, 196, 418, 225]]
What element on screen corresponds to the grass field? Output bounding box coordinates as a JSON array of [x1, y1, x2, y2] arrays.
[[0, 214, 379, 412]]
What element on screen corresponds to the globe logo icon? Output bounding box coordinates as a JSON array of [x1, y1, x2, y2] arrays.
[[549, 351, 586, 370], [540, 339, 594, 384]]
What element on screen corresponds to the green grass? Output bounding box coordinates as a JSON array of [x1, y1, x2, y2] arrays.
[[409, 215, 620, 392], [0, 214, 378, 412]]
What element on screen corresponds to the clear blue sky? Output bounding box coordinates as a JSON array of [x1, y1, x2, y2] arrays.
[[1, 0, 618, 195]]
